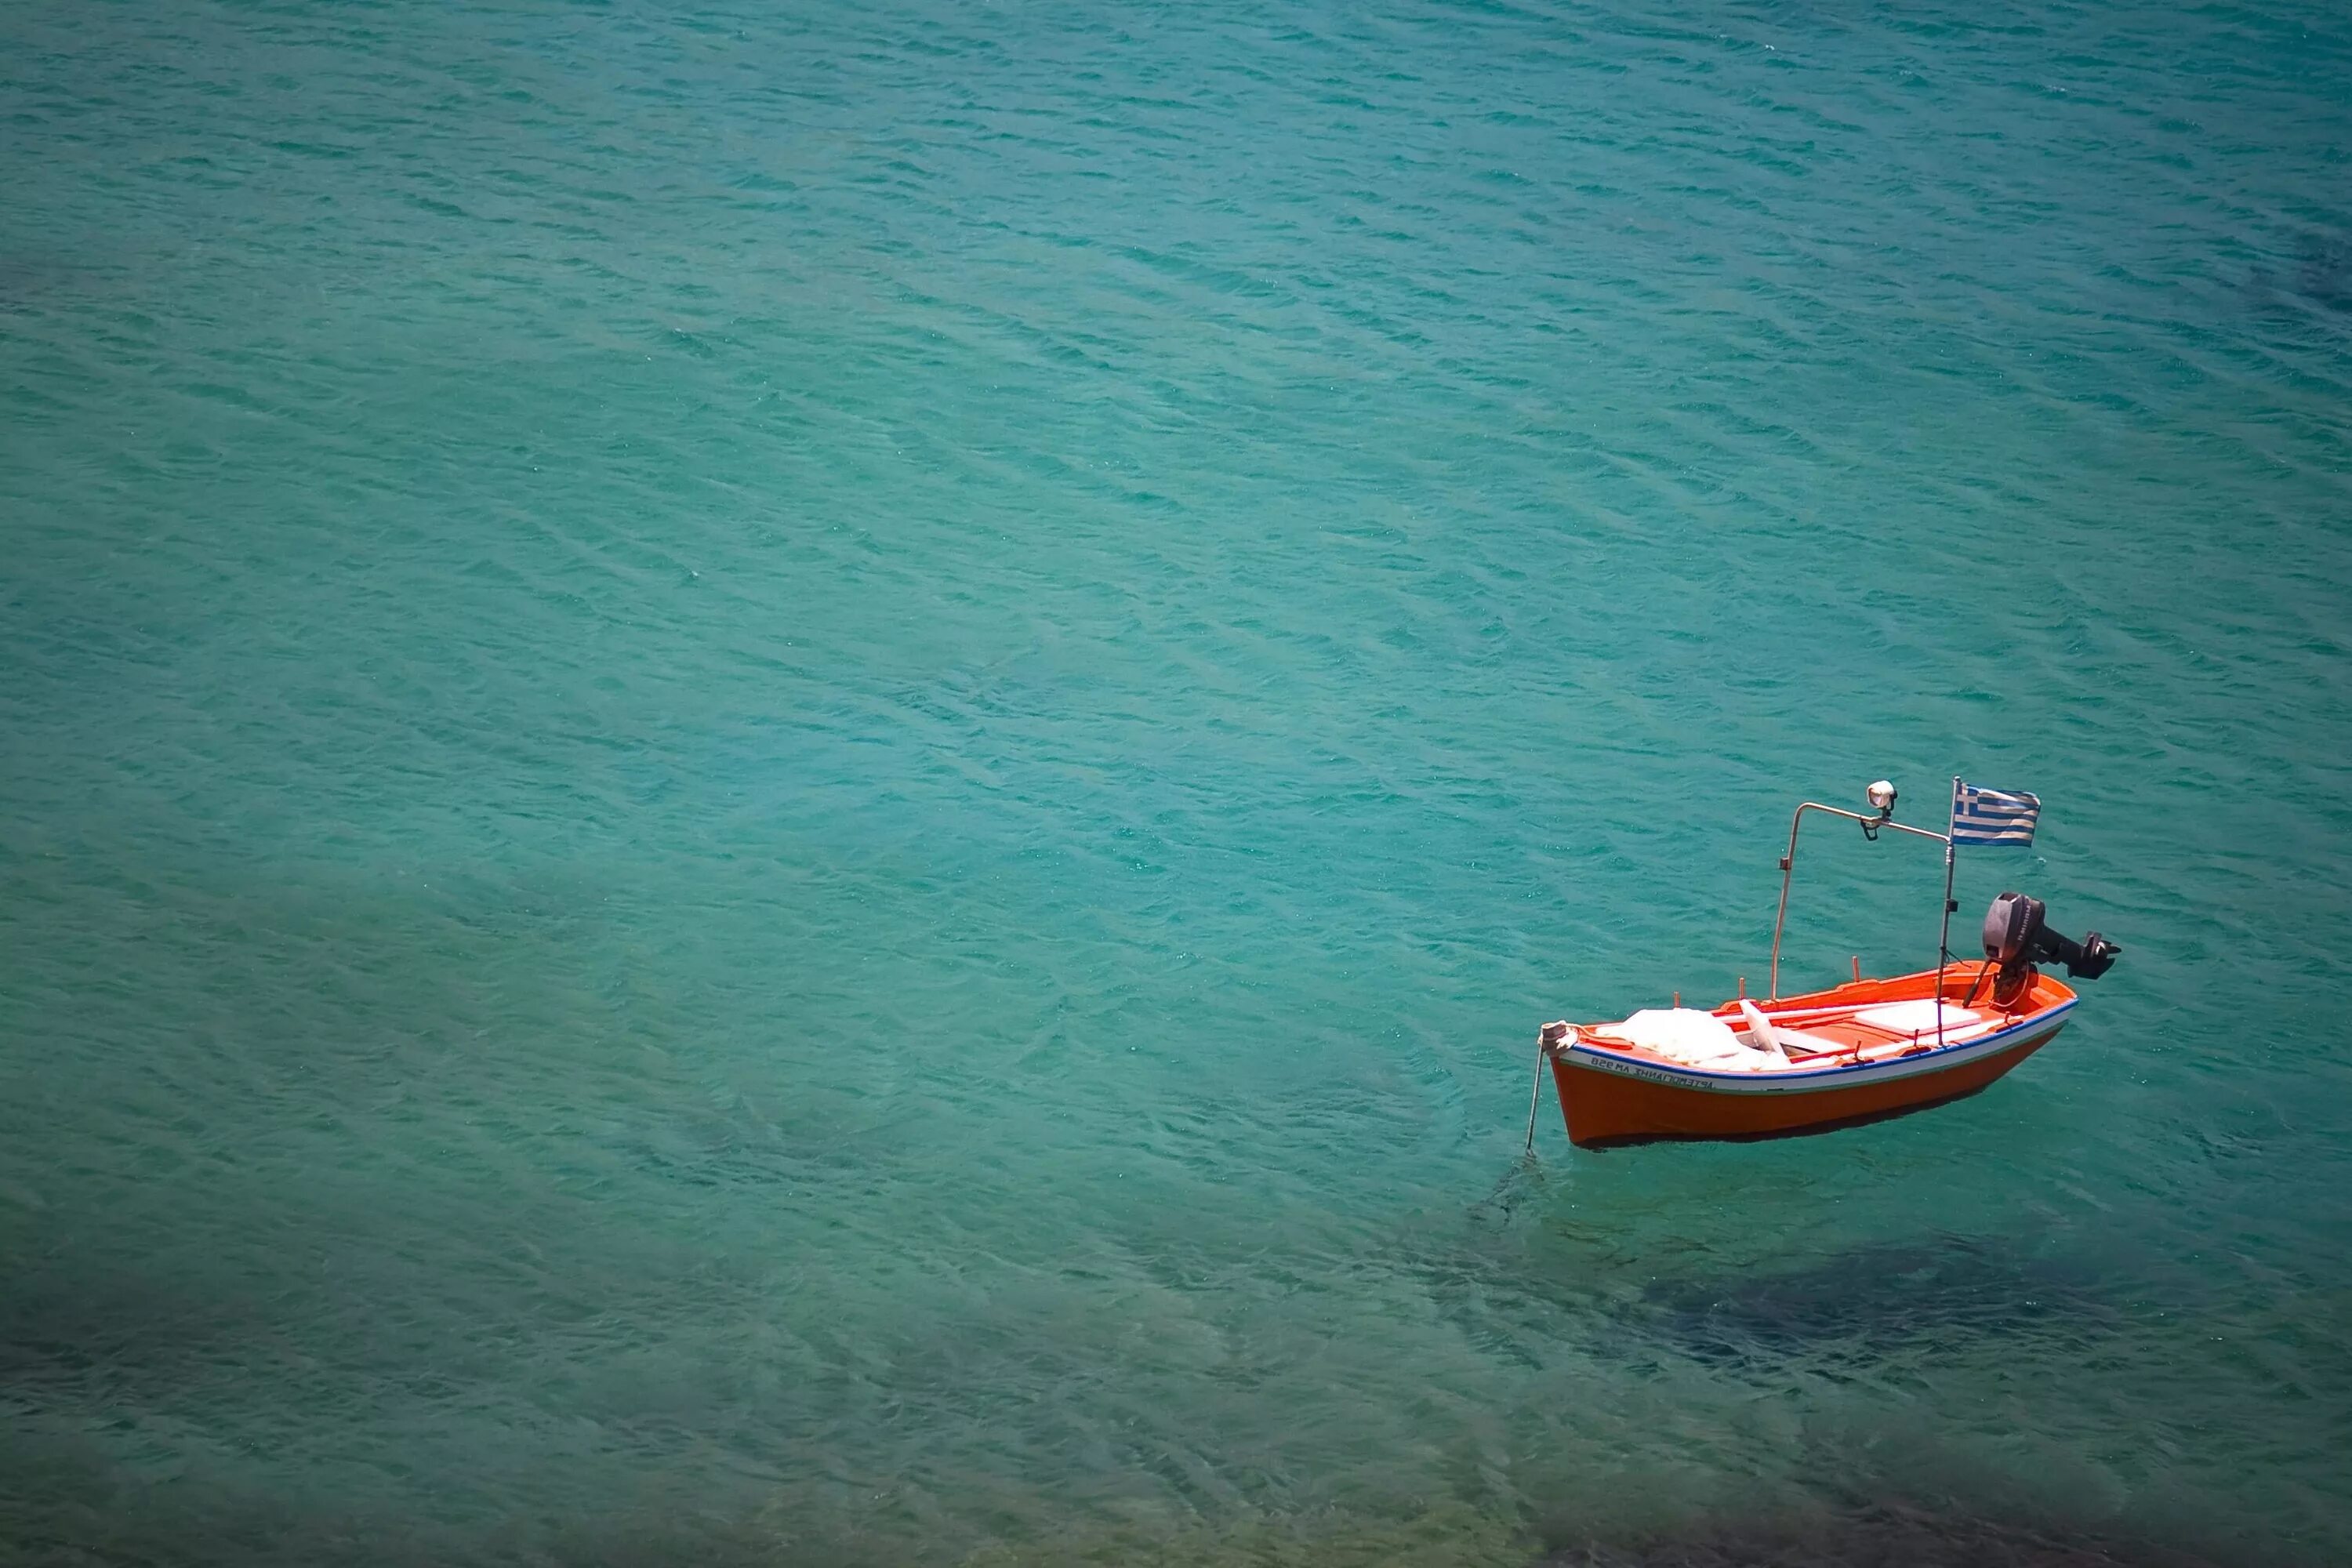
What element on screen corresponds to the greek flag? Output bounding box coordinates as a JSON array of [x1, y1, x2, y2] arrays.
[[1951, 781, 2040, 847]]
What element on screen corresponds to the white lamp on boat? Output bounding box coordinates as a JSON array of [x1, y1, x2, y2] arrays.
[[1866, 779, 1896, 815]]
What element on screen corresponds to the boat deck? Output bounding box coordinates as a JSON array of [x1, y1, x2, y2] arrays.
[[1572, 965, 2069, 1076]]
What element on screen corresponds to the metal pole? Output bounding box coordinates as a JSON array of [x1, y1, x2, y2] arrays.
[[1770, 802, 1946, 1001], [1769, 807, 1803, 1000], [1936, 776, 1958, 1048]]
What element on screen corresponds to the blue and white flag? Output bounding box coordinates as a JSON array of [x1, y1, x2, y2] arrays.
[[1951, 781, 2040, 847]]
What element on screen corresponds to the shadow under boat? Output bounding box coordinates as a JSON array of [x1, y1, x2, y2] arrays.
[[1625, 1234, 2125, 1365]]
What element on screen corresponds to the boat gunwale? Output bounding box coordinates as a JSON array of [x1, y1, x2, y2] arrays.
[[1559, 997, 2075, 1093]]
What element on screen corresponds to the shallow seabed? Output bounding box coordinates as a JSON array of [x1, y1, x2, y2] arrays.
[[3, 0, 2350, 1562]]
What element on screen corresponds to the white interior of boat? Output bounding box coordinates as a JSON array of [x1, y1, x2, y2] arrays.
[[1851, 1000, 1990, 1040], [1593, 999, 1998, 1073], [1606, 1009, 1771, 1070]]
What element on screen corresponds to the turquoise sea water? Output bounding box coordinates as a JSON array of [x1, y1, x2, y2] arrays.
[[5, 0, 2352, 1562]]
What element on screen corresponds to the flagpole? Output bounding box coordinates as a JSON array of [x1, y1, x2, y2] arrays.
[[1936, 775, 1958, 1049]]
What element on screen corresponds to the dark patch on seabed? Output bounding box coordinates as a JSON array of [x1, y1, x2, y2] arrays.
[[1541, 1501, 2228, 1567], [2293, 231, 2352, 312], [0, 254, 111, 310], [1629, 1236, 2122, 1363], [2245, 228, 2352, 318], [0, 1432, 2267, 1568], [1452, 1172, 2154, 1367]]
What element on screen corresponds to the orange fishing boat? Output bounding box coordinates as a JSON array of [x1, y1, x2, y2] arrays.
[[1530, 780, 2120, 1149]]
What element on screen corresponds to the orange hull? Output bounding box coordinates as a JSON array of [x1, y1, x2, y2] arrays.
[[1548, 967, 2074, 1148]]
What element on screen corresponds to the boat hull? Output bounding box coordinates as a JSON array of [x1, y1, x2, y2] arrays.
[[1548, 971, 2074, 1148]]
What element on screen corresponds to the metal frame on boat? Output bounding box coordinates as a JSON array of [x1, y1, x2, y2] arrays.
[[1769, 779, 1962, 1045]]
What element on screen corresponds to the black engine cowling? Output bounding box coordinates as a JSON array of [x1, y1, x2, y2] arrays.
[[1981, 891, 2122, 981]]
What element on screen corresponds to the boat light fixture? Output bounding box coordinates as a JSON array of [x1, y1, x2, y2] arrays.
[[1866, 779, 1897, 815]]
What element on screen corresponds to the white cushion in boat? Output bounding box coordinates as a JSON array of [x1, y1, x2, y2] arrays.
[[1736, 999, 1791, 1059], [1603, 1009, 1773, 1071], [1853, 1000, 1988, 1040]]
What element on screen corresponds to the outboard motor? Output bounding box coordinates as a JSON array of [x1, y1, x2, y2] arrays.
[[1981, 891, 2121, 1007]]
